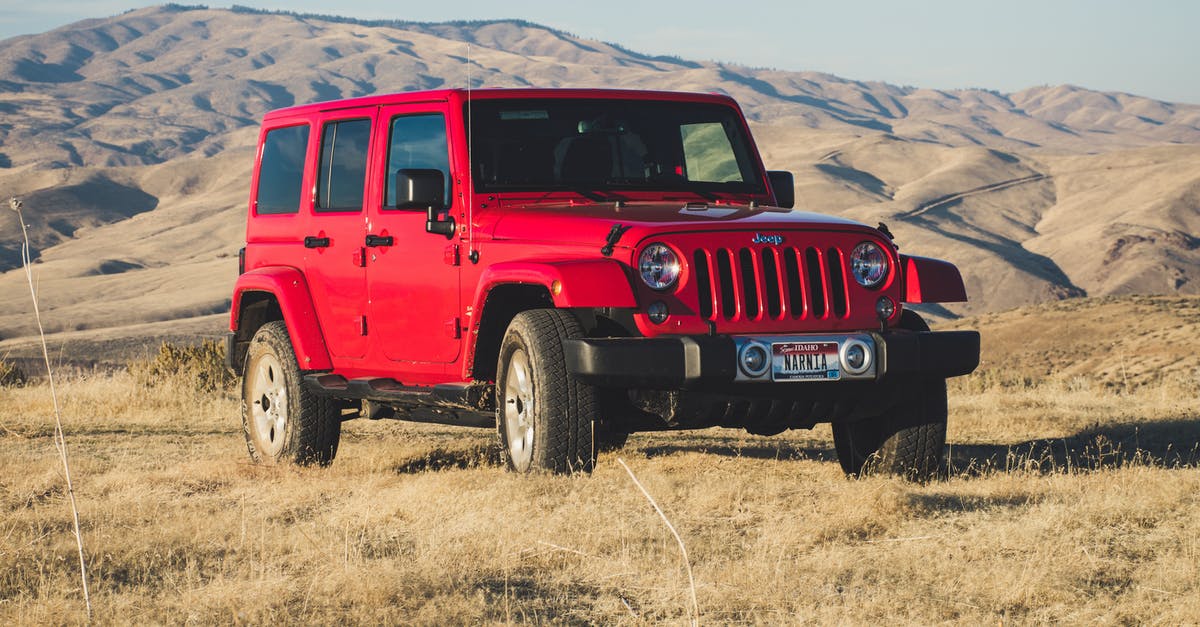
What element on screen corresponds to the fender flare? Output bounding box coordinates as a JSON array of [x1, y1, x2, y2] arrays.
[[463, 259, 638, 380], [900, 254, 968, 303], [469, 259, 638, 314], [230, 266, 333, 371]]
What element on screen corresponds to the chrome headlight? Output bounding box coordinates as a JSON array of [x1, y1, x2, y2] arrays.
[[638, 243, 681, 291], [850, 241, 889, 288]]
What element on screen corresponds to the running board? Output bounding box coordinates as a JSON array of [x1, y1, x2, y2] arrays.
[[302, 374, 495, 428]]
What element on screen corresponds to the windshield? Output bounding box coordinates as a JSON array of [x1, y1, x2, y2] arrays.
[[467, 98, 766, 195]]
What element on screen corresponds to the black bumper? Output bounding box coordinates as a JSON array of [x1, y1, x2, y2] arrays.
[[563, 330, 980, 388]]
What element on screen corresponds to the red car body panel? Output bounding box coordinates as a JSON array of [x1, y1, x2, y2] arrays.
[[231, 267, 333, 371], [472, 259, 639, 310], [901, 255, 969, 304]]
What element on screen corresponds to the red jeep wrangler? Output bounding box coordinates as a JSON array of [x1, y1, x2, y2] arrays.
[[226, 88, 979, 478]]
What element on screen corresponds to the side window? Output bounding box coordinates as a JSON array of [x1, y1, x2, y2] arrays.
[[680, 122, 743, 183], [316, 118, 371, 212], [255, 125, 309, 215], [386, 113, 451, 209]]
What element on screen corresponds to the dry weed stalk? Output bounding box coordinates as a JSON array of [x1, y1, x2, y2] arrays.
[[10, 196, 92, 620], [616, 457, 699, 626]]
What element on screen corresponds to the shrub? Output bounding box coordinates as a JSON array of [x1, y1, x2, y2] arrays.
[[131, 340, 235, 393], [0, 357, 27, 387]]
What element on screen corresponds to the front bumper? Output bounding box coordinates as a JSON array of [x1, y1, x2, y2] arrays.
[[563, 330, 980, 388]]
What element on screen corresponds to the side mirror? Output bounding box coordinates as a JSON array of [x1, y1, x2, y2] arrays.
[[767, 170, 795, 209], [395, 168, 445, 209], [394, 168, 455, 238]]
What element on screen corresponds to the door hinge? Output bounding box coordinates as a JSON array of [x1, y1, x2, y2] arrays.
[[444, 244, 460, 266], [444, 317, 461, 339], [353, 247, 366, 267], [360, 315, 368, 336]]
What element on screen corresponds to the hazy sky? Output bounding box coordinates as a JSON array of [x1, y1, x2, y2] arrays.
[[1, 0, 1197, 104]]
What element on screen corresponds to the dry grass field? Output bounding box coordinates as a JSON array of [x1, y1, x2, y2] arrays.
[[2, 297, 1199, 624]]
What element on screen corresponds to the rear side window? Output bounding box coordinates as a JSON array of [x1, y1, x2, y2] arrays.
[[255, 125, 309, 215], [316, 119, 371, 212]]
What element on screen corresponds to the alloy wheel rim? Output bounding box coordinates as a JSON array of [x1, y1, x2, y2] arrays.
[[249, 354, 288, 457], [503, 348, 535, 471]]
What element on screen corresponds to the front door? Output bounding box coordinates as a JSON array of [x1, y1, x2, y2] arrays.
[[366, 105, 462, 364]]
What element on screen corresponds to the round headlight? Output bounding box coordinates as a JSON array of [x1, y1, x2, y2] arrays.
[[639, 243, 681, 291], [850, 241, 889, 288]]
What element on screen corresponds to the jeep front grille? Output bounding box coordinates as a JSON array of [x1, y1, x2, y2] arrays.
[[693, 246, 849, 322]]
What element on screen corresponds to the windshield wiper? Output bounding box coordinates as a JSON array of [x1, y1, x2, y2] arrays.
[[603, 178, 721, 202], [569, 186, 614, 202]]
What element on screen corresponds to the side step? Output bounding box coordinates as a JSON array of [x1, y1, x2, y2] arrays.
[[303, 374, 495, 428]]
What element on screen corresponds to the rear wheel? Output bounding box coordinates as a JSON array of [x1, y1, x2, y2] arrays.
[[242, 321, 340, 466], [832, 311, 947, 480], [496, 309, 596, 474]]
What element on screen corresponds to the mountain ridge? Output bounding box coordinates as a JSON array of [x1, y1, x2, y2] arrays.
[[2, 5, 1197, 170], [0, 5, 1196, 340]]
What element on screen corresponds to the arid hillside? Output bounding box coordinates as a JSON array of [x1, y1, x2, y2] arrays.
[[0, 5, 1197, 341]]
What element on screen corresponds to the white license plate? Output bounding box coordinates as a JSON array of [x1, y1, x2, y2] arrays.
[[772, 341, 840, 381]]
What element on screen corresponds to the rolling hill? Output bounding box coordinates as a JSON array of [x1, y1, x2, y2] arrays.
[[0, 4, 1197, 342]]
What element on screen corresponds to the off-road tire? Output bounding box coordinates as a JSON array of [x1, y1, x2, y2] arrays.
[[241, 321, 340, 466], [496, 309, 597, 474], [831, 311, 947, 480]]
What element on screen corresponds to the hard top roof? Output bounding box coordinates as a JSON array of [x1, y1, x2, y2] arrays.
[[261, 88, 742, 120]]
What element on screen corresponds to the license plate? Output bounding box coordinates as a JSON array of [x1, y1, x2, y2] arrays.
[[772, 341, 840, 381]]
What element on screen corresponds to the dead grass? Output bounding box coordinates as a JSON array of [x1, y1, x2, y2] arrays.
[[1, 358, 1198, 624], [2, 299, 1199, 622], [129, 339, 235, 394]]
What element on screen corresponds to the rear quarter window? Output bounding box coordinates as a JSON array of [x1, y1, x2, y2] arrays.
[[316, 118, 372, 212], [255, 124, 310, 215]]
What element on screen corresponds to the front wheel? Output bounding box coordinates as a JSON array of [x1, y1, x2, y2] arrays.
[[496, 309, 596, 474], [832, 310, 947, 480], [241, 321, 340, 466], [832, 377, 947, 480]]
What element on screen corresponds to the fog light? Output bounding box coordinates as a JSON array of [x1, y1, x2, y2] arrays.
[[845, 344, 866, 370], [875, 296, 896, 321], [647, 301, 669, 324], [840, 339, 873, 376], [739, 343, 770, 377]]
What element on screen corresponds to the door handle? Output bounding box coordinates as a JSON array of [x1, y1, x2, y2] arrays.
[[365, 234, 394, 247], [304, 236, 330, 248]]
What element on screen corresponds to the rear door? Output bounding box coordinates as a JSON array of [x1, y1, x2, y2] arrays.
[[366, 104, 462, 364], [302, 108, 375, 360]]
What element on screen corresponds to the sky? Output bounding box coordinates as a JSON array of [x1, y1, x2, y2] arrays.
[[1, 0, 1197, 104]]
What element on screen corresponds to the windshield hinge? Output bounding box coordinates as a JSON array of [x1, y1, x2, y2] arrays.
[[601, 224, 632, 257]]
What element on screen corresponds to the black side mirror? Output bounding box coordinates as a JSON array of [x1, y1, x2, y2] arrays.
[[767, 170, 795, 209], [394, 168, 445, 209], [395, 168, 455, 238]]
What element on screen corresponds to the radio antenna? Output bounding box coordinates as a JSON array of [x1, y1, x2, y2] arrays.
[[466, 43, 475, 259]]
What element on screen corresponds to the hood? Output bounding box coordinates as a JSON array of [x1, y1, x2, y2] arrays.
[[477, 200, 874, 250]]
